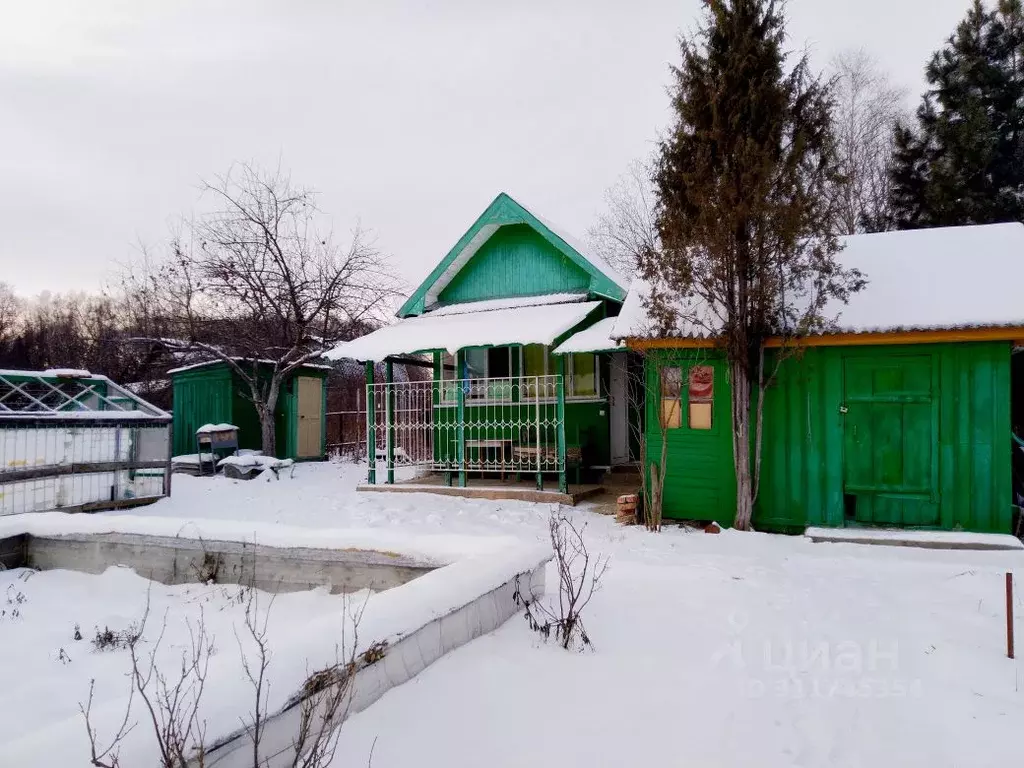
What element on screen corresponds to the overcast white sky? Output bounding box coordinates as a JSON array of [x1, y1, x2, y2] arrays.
[[1, 0, 972, 298]]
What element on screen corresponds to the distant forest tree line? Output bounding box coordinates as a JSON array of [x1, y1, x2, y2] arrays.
[[0, 165, 398, 435]]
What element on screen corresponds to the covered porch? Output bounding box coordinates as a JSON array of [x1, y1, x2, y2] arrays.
[[326, 296, 639, 504]]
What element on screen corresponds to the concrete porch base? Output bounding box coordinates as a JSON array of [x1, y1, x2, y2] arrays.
[[805, 526, 1024, 551], [357, 480, 604, 506]]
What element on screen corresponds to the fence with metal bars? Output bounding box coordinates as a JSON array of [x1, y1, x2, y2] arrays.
[[0, 371, 173, 515], [365, 374, 569, 490]]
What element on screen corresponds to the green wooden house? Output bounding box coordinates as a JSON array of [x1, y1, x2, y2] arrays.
[[169, 360, 329, 461], [326, 192, 635, 493], [617, 223, 1024, 534]]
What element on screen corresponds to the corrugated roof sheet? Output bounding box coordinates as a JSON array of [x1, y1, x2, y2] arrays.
[[613, 223, 1024, 340]]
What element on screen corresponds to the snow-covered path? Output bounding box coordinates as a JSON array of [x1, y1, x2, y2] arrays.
[[111, 461, 1024, 768]]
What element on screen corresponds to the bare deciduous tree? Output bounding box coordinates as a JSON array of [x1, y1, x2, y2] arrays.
[[587, 158, 661, 276], [828, 49, 909, 234], [128, 163, 402, 454], [0, 282, 21, 344]]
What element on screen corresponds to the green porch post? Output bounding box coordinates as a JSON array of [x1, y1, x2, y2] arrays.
[[456, 350, 467, 487], [432, 352, 450, 486], [385, 359, 395, 485], [556, 355, 567, 494], [365, 361, 376, 485]]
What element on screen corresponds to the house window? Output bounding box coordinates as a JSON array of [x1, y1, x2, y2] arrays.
[[687, 365, 714, 430], [523, 345, 546, 377], [660, 367, 682, 429], [520, 345, 599, 399], [570, 354, 597, 397], [488, 347, 512, 378], [463, 348, 487, 380], [440, 352, 457, 401], [459, 347, 515, 399], [522, 344, 546, 397]]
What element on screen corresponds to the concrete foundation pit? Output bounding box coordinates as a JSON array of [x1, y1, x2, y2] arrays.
[[0, 531, 436, 594]]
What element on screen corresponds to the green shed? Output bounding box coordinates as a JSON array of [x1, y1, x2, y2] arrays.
[[169, 360, 329, 461], [620, 223, 1024, 534]]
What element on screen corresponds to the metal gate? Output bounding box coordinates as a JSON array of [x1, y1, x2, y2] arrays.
[[365, 375, 566, 481]]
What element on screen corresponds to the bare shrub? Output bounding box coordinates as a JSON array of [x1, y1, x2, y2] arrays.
[[515, 510, 608, 651], [91, 623, 142, 652], [1, 583, 27, 621], [81, 583, 368, 768]]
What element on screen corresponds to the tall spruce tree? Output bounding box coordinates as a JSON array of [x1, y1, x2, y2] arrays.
[[642, 0, 863, 530], [882, 0, 1024, 228]]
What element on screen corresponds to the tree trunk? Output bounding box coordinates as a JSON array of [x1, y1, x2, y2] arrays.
[[729, 358, 754, 531], [650, 461, 662, 533], [258, 376, 283, 457], [259, 414, 276, 457]]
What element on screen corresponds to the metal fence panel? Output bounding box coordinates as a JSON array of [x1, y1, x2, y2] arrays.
[[0, 422, 170, 515], [366, 375, 565, 476]]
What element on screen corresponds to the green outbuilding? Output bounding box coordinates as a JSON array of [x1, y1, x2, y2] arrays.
[[169, 359, 329, 461], [620, 223, 1024, 534]]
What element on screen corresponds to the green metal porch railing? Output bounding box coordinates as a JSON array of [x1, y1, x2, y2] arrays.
[[365, 374, 569, 491]]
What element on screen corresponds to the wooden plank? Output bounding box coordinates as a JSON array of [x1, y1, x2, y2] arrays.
[[365, 362, 376, 485], [0, 460, 168, 484]]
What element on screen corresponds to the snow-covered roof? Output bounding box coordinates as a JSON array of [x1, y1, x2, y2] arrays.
[[612, 278, 722, 340], [196, 423, 238, 434], [326, 301, 602, 361], [614, 223, 1024, 340], [826, 223, 1024, 333], [168, 358, 333, 375], [428, 292, 588, 317], [551, 317, 625, 354]]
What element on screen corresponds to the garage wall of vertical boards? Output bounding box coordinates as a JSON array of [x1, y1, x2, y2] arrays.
[[645, 341, 1012, 533]]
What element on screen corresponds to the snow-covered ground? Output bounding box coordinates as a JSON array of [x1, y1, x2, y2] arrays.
[[5, 460, 1024, 766], [0, 565, 365, 765]]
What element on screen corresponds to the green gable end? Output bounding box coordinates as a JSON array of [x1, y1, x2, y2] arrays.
[[437, 224, 590, 305], [398, 193, 626, 317]]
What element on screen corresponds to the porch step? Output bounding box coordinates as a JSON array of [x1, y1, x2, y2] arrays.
[[357, 482, 605, 506], [592, 463, 641, 476], [804, 526, 1024, 551]]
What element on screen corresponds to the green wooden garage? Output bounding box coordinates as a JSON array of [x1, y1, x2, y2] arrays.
[[620, 223, 1024, 534]]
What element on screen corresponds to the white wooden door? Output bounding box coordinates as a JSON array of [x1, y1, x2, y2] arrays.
[[609, 352, 629, 465], [297, 377, 323, 458]]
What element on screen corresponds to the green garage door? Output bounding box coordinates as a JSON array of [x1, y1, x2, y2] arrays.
[[842, 355, 939, 526]]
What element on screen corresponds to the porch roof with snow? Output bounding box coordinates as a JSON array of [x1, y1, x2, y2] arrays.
[[551, 317, 625, 355], [325, 295, 602, 362], [613, 223, 1024, 343], [327, 192, 630, 362]]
